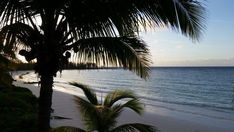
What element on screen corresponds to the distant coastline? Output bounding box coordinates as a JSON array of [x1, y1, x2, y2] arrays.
[[12, 61, 234, 71]]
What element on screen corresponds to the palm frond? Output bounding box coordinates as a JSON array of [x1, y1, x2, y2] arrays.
[[104, 90, 137, 107], [0, 22, 41, 47], [132, 0, 205, 40], [172, 0, 206, 40], [0, 22, 42, 61], [95, 105, 118, 132], [111, 123, 159, 132], [0, 24, 18, 55], [51, 126, 86, 132], [0, 0, 27, 25], [73, 95, 98, 131], [121, 99, 144, 115], [64, 0, 205, 40], [105, 105, 123, 130], [70, 82, 98, 105], [67, 36, 151, 79]]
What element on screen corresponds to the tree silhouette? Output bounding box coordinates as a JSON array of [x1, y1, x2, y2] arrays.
[[0, 0, 205, 131]]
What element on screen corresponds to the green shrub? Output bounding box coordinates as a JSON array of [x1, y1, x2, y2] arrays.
[[0, 86, 38, 132]]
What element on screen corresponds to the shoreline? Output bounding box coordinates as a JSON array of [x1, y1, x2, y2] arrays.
[[13, 71, 234, 132]]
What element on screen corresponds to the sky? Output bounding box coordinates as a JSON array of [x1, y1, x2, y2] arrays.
[[140, 0, 234, 66]]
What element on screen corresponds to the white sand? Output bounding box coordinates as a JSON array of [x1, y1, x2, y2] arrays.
[[13, 81, 84, 129], [13, 72, 234, 132]]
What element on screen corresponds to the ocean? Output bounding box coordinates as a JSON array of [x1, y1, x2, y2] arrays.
[[20, 67, 234, 124]]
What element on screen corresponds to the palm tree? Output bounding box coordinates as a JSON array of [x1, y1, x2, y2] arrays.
[[52, 82, 159, 132], [0, 0, 205, 131]]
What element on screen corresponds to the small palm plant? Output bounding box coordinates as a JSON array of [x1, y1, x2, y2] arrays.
[[52, 82, 158, 132]]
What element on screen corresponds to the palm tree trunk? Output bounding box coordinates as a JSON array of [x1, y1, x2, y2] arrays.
[[38, 74, 53, 132]]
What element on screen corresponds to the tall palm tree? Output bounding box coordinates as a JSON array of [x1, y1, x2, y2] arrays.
[[52, 82, 159, 132], [0, 0, 205, 131]]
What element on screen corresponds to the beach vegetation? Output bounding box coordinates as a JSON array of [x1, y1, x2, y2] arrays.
[[51, 82, 159, 132], [0, 0, 205, 131], [0, 86, 38, 132], [0, 55, 14, 87]]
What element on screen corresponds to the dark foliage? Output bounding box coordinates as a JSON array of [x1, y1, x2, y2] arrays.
[[0, 86, 38, 132], [0, 55, 14, 87]]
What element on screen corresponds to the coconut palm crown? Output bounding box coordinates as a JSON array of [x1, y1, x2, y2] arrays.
[[0, 0, 205, 76], [0, 0, 205, 131], [52, 82, 159, 132]]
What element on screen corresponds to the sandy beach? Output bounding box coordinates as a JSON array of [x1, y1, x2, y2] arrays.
[[13, 72, 234, 132]]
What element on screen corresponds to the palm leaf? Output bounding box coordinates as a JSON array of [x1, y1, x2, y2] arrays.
[[0, 0, 28, 24], [67, 36, 151, 79], [104, 90, 137, 107], [120, 99, 144, 115], [170, 0, 206, 40], [0, 22, 43, 62], [51, 126, 86, 132], [0, 22, 41, 48], [73, 95, 98, 131], [111, 123, 159, 132], [70, 82, 98, 105], [72, 83, 121, 131], [64, 0, 205, 40]]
